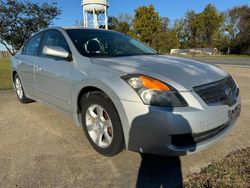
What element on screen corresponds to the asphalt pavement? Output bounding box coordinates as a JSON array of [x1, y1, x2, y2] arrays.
[[186, 56, 250, 66]]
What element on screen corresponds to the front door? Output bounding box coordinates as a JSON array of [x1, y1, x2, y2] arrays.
[[35, 30, 73, 113]]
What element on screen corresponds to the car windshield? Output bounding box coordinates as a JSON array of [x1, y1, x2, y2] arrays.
[[66, 29, 156, 57]]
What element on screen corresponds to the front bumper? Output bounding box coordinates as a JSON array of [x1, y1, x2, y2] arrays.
[[122, 94, 241, 156]]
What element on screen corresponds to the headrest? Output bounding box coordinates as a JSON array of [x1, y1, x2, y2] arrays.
[[87, 40, 100, 52]]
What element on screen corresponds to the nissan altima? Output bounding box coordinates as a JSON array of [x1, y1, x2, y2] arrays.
[[11, 27, 241, 156]]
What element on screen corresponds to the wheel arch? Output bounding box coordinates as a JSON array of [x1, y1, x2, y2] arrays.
[[12, 70, 19, 89], [12, 70, 17, 81], [73, 83, 130, 148], [76, 86, 102, 114]]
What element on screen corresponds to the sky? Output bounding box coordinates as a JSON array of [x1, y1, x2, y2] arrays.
[[1, 0, 250, 51]]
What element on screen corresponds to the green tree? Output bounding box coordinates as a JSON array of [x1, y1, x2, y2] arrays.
[[152, 30, 180, 53], [199, 4, 224, 47], [173, 4, 224, 49], [173, 19, 189, 48], [0, 0, 60, 55], [109, 16, 130, 34], [225, 5, 250, 54], [133, 4, 162, 45], [185, 10, 202, 48], [174, 10, 204, 48], [160, 17, 170, 32], [117, 13, 133, 26], [211, 28, 230, 52]]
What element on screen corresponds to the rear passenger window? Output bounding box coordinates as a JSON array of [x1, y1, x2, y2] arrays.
[[24, 33, 42, 56]]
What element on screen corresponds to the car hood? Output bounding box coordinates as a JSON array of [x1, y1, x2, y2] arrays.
[[91, 55, 228, 91]]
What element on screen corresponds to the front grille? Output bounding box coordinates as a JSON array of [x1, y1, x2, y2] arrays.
[[172, 123, 230, 147], [193, 77, 239, 106]]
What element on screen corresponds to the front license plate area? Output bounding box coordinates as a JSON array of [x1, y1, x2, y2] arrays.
[[228, 104, 241, 120]]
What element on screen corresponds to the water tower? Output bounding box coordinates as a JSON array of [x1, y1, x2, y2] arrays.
[[81, 0, 109, 29]]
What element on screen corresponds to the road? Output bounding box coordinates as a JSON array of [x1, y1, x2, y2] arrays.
[[0, 65, 249, 188], [187, 56, 250, 66]]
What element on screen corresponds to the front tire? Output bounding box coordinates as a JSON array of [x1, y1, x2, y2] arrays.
[[81, 91, 125, 156], [14, 74, 33, 103]]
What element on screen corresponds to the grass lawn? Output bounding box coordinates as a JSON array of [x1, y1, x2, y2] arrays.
[[184, 147, 250, 188], [0, 58, 13, 90]]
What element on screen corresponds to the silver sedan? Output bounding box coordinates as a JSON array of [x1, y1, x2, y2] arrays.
[[11, 27, 241, 156]]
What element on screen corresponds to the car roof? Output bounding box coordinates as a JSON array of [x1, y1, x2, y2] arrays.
[[30, 26, 121, 39], [50, 26, 111, 32]]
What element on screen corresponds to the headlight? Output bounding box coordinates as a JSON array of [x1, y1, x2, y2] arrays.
[[122, 75, 188, 107]]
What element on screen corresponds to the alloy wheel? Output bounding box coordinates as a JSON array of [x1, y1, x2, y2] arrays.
[[85, 104, 113, 148], [15, 78, 23, 99]]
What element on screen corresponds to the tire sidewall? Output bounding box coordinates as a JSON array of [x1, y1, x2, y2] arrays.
[[14, 74, 31, 103], [14, 75, 24, 101], [81, 92, 124, 156]]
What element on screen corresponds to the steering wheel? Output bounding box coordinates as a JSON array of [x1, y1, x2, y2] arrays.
[[112, 49, 125, 55]]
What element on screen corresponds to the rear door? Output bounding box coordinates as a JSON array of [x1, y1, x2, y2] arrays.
[[17, 33, 43, 97], [34, 30, 73, 113]]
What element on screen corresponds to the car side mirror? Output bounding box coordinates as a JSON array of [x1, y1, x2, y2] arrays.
[[43, 46, 70, 60]]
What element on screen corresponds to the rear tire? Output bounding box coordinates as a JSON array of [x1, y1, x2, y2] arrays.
[[81, 91, 125, 156], [14, 74, 33, 103]]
